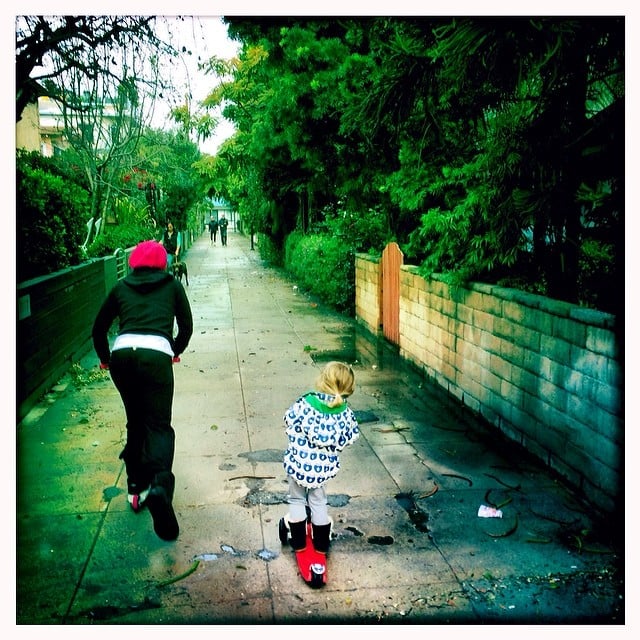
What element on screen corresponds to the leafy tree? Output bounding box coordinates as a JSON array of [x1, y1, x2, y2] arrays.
[[170, 53, 238, 150], [82, 127, 206, 259], [136, 128, 204, 233], [16, 16, 213, 257], [17, 16, 171, 253], [221, 18, 411, 247], [16, 16, 163, 122], [52, 71, 159, 248], [384, 17, 624, 307], [220, 20, 349, 248], [218, 16, 623, 312]]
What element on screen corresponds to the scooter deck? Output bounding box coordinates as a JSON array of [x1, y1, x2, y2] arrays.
[[279, 517, 327, 588], [295, 521, 327, 588]]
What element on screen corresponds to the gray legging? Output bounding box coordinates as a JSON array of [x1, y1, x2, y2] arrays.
[[287, 477, 330, 525]]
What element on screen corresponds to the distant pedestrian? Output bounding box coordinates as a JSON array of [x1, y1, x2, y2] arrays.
[[218, 213, 229, 246], [92, 240, 193, 541], [161, 220, 181, 269], [282, 361, 360, 554], [208, 214, 218, 245]]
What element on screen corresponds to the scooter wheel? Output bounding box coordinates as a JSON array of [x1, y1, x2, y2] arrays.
[[278, 517, 289, 545], [309, 563, 326, 588]]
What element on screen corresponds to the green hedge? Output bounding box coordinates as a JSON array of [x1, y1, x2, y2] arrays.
[[284, 231, 355, 315], [16, 153, 89, 282]]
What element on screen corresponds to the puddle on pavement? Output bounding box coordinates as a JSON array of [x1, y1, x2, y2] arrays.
[[239, 483, 352, 508], [353, 410, 379, 423], [242, 489, 287, 506], [73, 598, 161, 623], [238, 449, 283, 463], [310, 325, 405, 371], [344, 525, 364, 537], [327, 493, 351, 507], [102, 486, 122, 501], [194, 544, 279, 563], [256, 548, 278, 561], [310, 325, 495, 440], [395, 492, 430, 533], [337, 526, 395, 545], [220, 544, 239, 555], [368, 535, 394, 545]]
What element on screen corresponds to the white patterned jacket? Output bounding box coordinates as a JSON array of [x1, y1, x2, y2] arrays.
[[283, 392, 360, 489]]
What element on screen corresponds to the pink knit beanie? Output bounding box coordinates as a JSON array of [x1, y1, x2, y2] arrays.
[[129, 240, 167, 270]]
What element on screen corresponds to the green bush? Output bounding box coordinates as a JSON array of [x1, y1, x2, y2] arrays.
[[17, 153, 89, 282], [578, 238, 620, 314], [314, 205, 391, 255], [284, 231, 355, 314], [257, 232, 284, 266], [84, 222, 156, 258]]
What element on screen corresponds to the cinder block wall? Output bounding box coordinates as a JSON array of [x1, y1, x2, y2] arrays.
[[355, 254, 623, 515], [354, 256, 382, 335]]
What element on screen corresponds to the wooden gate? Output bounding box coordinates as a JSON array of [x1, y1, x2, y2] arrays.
[[381, 242, 403, 345]]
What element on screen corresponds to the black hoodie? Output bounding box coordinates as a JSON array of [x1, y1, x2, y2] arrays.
[[92, 267, 193, 365]]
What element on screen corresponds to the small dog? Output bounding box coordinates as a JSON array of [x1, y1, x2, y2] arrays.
[[171, 260, 189, 286]]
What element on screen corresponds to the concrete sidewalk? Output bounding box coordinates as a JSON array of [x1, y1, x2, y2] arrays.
[[16, 231, 623, 626]]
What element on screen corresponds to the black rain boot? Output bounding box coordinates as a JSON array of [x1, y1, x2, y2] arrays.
[[311, 519, 333, 554], [146, 471, 179, 541], [286, 516, 308, 551]]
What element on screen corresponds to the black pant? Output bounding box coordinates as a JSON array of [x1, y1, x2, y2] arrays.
[[220, 229, 227, 245], [110, 348, 176, 497]]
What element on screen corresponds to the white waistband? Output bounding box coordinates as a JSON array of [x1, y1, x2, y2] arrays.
[[112, 333, 174, 357]]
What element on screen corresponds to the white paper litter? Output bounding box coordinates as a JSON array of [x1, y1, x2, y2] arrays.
[[477, 504, 503, 518]]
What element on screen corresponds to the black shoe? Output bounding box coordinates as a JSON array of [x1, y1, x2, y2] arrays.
[[146, 486, 179, 541]]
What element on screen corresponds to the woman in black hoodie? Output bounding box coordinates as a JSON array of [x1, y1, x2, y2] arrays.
[[92, 240, 193, 541]]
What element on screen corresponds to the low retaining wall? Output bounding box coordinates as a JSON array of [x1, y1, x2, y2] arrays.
[[17, 257, 116, 421], [355, 253, 623, 516], [17, 233, 195, 422]]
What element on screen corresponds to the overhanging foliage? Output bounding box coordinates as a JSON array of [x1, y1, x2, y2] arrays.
[[214, 16, 623, 313]]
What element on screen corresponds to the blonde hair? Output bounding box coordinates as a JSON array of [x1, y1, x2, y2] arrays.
[[315, 361, 355, 407]]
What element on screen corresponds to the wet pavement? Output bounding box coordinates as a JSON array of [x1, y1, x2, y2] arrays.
[[15, 231, 624, 628]]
